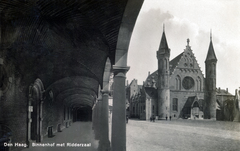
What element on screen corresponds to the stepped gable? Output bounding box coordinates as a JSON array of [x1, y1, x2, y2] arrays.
[[169, 39, 204, 76], [145, 39, 204, 89]]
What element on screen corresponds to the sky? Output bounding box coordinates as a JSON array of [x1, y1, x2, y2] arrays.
[[126, 0, 240, 94]]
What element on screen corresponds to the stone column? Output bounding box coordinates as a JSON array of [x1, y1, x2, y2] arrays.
[[111, 66, 129, 151], [92, 104, 96, 130], [94, 101, 101, 140], [98, 101, 103, 140], [98, 90, 110, 150], [39, 100, 43, 142]]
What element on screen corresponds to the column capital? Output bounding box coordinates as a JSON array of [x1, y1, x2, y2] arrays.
[[101, 90, 110, 96], [97, 95, 102, 102], [112, 65, 130, 76]]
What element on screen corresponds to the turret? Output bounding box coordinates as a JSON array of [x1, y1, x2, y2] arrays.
[[204, 31, 217, 119], [156, 25, 170, 119]]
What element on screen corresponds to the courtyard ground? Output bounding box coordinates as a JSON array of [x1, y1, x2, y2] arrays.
[[126, 119, 240, 151], [21, 119, 240, 151]]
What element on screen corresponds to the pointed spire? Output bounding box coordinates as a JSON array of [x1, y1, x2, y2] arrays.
[[210, 29, 212, 41], [205, 30, 217, 62], [158, 24, 169, 50], [187, 38, 190, 46]]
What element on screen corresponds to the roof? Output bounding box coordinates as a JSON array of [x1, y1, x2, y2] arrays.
[[205, 40, 217, 62], [184, 96, 196, 108], [158, 31, 169, 50], [216, 88, 233, 96], [169, 52, 184, 74], [183, 96, 204, 111]]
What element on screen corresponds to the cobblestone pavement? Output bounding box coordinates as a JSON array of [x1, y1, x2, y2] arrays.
[[126, 119, 240, 151]]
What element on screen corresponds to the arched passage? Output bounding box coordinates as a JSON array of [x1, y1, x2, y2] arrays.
[[0, 1, 143, 150], [73, 106, 92, 122], [111, 0, 144, 150], [27, 78, 45, 143]]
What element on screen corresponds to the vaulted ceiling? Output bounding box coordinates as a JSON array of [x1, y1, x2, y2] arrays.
[[0, 0, 142, 108]]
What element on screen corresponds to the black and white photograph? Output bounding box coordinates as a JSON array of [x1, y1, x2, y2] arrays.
[[0, 0, 240, 151]]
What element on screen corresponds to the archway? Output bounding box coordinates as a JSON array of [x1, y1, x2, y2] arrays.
[[191, 101, 200, 119], [27, 79, 44, 143], [75, 106, 92, 121]]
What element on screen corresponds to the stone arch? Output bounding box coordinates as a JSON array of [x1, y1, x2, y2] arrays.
[[27, 78, 45, 143], [102, 58, 112, 92], [114, 0, 144, 68], [191, 101, 199, 118], [0, 124, 12, 145], [111, 0, 144, 150]]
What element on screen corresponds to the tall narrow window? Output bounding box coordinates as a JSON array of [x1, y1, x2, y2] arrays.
[[197, 77, 201, 91], [165, 58, 168, 69], [160, 59, 164, 70], [175, 78, 179, 90], [173, 98, 178, 111], [176, 75, 181, 90]]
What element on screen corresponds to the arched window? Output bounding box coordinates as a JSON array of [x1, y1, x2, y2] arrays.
[[197, 77, 201, 91], [212, 63, 216, 75], [175, 75, 181, 90]]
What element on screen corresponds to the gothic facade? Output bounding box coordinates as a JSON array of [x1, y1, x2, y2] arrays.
[[129, 28, 219, 120]]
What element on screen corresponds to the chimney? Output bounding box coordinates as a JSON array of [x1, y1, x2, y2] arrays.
[[218, 87, 220, 93], [226, 88, 228, 93], [148, 71, 150, 76]]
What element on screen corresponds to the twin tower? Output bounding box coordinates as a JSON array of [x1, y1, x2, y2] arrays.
[[156, 27, 217, 119]]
